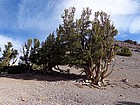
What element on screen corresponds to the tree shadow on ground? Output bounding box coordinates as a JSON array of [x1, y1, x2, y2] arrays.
[[116, 101, 140, 105], [0, 70, 85, 82]]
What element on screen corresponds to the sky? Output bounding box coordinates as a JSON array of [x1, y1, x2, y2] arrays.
[[0, 0, 140, 51]]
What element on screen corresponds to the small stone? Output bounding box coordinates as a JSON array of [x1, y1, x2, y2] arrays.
[[106, 82, 110, 85], [21, 98, 25, 101], [85, 79, 92, 83], [134, 83, 140, 88], [76, 79, 85, 83], [121, 79, 128, 83]]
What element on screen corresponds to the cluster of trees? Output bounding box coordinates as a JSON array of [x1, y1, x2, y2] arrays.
[[0, 7, 118, 86], [124, 39, 138, 45]]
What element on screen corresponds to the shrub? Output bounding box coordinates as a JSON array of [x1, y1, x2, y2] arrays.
[[117, 47, 132, 56], [0, 65, 28, 74]]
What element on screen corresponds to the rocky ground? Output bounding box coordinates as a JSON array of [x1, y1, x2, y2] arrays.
[[0, 51, 140, 105]]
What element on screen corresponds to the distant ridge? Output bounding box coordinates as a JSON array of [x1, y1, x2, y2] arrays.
[[115, 40, 140, 51]]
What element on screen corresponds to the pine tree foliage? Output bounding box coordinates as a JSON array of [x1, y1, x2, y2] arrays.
[[38, 32, 66, 71], [0, 42, 18, 67], [30, 38, 41, 65], [20, 39, 32, 67], [39, 33, 56, 71], [20, 39, 41, 69], [58, 7, 118, 85]]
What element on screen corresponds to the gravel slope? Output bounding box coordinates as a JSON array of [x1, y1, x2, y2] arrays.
[[0, 51, 139, 105]]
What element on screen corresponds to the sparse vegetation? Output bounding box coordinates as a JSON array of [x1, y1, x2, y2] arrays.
[[117, 47, 132, 56], [0, 7, 118, 86]]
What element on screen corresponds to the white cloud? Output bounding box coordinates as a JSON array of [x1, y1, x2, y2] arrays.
[[111, 15, 135, 32], [0, 34, 22, 64], [129, 16, 140, 33], [0, 34, 21, 52], [15, 0, 140, 41], [0, 0, 139, 42], [60, 0, 140, 33], [17, 0, 59, 35], [62, 0, 139, 15]]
